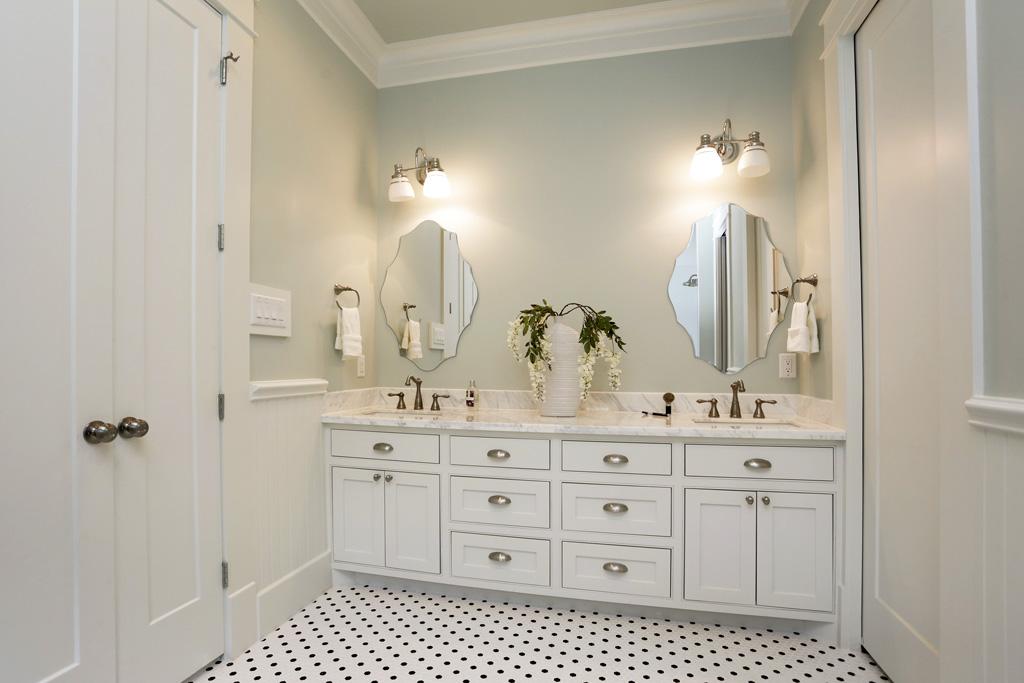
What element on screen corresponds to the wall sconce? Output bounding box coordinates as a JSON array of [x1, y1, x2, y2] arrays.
[[388, 147, 451, 202], [690, 119, 771, 181]]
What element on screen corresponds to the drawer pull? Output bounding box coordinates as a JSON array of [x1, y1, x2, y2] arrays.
[[602, 453, 629, 465], [487, 448, 511, 460], [743, 457, 772, 470], [488, 551, 512, 563], [373, 442, 394, 453], [602, 502, 629, 514], [602, 561, 629, 574], [487, 494, 512, 506]]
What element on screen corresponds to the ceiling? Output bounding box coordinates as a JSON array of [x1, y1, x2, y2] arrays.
[[352, 0, 667, 43]]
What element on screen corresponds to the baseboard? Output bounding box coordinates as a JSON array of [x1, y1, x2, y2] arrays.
[[257, 550, 332, 638], [225, 581, 258, 658]]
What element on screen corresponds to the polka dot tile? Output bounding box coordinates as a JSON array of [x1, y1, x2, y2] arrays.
[[185, 585, 889, 683]]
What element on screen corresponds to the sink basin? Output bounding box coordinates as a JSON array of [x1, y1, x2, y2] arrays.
[[359, 409, 468, 420], [691, 417, 798, 427]]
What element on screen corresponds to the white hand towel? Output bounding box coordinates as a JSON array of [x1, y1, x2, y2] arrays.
[[807, 301, 819, 353], [786, 301, 819, 353], [335, 307, 362, 358], [401, 319, 423, 360]]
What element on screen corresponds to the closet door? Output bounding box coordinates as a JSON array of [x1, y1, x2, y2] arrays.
[[0, 3, 118, 681], [112, 1, 226, 681], [857, 0, 941, 680], [385, 472, 441, 573], [683, 489, 756, 605]]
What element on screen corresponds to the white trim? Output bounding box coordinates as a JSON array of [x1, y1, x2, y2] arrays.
[[257, 550, 332, 637], [300, 0, 809, 89], [966, 396, 1024, 437], [294, 0, 384, 85], [250, 378, 329, 401], [963, 0, 985, 395]]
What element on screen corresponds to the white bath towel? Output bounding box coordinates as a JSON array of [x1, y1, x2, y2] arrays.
[[786, 301, 819, 353], [401, 319, 423, 359], [335, 306, 363, 358]]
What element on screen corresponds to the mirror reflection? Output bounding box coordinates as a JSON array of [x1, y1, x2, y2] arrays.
[[668, 203, 791, 374], [380, 220, 479, 370]]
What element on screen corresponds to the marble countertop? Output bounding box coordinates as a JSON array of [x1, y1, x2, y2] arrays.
[[321, 407, 846, 441]]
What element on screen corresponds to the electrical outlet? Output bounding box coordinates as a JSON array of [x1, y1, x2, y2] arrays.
[[779, 353, 797, 379], [356, 355, 366, 378]]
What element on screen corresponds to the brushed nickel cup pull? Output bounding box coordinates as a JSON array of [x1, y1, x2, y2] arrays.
[[83, 420, 118, 445], [487, 495, 511, 506], [117, 416, 149, 439], [743, 458, 772, 470], [373, 442, 394, 453], [602, 561, 628, 574], [372, 473, 382, 482], [745, 495, 755, 505], [602, 502, 629, 514], [603, 453, 629, 465], [762, 495, 771, 505], [488, 551, 512, 563], [486, 449, 510, 460]]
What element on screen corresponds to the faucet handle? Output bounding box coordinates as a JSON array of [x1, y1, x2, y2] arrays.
[[753, 398, 777, 419], [430, 393, 451, 411], [387, 391, 406, 410], [696, 398, 720, 418]]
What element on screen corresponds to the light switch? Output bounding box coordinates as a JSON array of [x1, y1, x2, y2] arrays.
[[249, 284, 291, 337]]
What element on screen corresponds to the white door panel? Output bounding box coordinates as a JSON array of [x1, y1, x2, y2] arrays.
[[756, 492, 833, 612], [332, 468, 386, 566], [385, 472, 440, 573], [0, 3, 118, 681], [113, 0, 225, 680], [858, 0, 941, 678], [684, 489, 756, 605]]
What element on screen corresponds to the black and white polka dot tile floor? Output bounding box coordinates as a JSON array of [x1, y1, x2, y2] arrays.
[[187, 585, 889, 683]]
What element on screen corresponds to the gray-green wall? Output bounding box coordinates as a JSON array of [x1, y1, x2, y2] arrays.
[[249, 0, 379, 389], [376, 40, 810, 393], [792, 0, 833, 400]]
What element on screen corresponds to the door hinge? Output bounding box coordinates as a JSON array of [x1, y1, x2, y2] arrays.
[[220, 52, 240, 86], [218, 223, 225, 251], [218, 393, 225, 421], [221, 561, 229, 589]]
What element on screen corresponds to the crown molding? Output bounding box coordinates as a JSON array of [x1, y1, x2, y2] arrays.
[[300, 0, 803, 89]]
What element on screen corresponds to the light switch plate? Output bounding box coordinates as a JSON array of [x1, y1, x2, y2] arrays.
[[249, 283, 292, 337], [779, 352, 797, 379], [356, 355, 366, 378]]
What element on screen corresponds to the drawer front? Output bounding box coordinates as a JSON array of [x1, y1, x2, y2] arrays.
[[450, 477, 550, 528], [685, 445, 833, 481], [561, 441, 672, 476], [331, 429, 440, 464], [561, 483, 672, 536], [451, 532, 550, 587], [450, 436, 550, 470], [562, 542, 671, 598]]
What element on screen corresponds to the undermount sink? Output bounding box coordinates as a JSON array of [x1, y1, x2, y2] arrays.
[[691, 416, 798, 427], [360, 409, 467, 420]]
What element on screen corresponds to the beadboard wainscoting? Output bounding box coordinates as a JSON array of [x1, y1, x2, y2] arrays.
[[250, 379, 333, 637], [966, 397, 1024, 682]]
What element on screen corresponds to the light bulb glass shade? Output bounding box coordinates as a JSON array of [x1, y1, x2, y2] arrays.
[[422, 168, 450, 198], [388, 175, 415, 202], [690, 145, 723, 180], [737, 144, 770, 178]]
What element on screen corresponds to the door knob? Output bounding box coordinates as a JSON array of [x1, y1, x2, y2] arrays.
[[384, 473, 394, 483], [372, 473, 382, 482], [118, 416, 149, 439], [83, 421, 118, 444]]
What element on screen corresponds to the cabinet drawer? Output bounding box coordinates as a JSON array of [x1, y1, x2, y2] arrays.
[[451, 436, 550, 470], [450, 477, 550, 528], [451, 532, 550, 587], [561, 441, 671, 475], [331, 429, 439, 464], [685, 445, 833, 481], [562, 542, 671, 598], [561, 483, 672, 536]]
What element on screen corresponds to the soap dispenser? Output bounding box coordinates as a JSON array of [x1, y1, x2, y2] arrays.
[[465, 380, 477, 408]]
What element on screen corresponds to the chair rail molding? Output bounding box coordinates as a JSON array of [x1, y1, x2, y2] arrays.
[[298, 0, 810, 89], [966, 396, 1024, 437], [250, 378, 329, 401]]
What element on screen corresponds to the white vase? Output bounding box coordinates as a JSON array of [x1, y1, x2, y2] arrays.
[[540, 320, 581, 417]]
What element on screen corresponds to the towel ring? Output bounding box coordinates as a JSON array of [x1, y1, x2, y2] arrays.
[[334, 285, 361, 310]]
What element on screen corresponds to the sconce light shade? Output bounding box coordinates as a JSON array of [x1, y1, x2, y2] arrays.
[[691, 136, 724, 181], [422, 159, 451, 198], [388, 171, 415, 202], [737, 132, 770, 178]]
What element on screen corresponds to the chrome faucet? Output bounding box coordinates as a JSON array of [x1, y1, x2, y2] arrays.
[[404, 375, 424, 410], [729, 380, 746, 418]]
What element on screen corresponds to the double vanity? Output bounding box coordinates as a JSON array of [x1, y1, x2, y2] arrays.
[[322, 393, 855, 643]]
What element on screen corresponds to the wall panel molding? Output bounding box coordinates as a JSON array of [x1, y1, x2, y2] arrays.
[[250, 378, 329, 401], [966, 396, 1024, 437]]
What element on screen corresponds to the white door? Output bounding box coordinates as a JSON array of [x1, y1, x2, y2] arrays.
[[0, 2, 118, 681], [332, 467, 386, 566], [112, 1, 225, 681], [684, 489, 756, 605], [756, 492, 833, 612], [385, 472, 441, 573], [857, 0, 941, 679]]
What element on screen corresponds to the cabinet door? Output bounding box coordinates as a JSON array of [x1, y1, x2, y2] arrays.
[[756, 492, 833, 611], [684, 489, 756, 605], [385, 472, 441, 573], [332, 467, 385, 566]]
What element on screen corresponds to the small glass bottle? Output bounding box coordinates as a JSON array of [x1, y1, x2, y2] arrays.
[[465, 380, 477, 408]]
